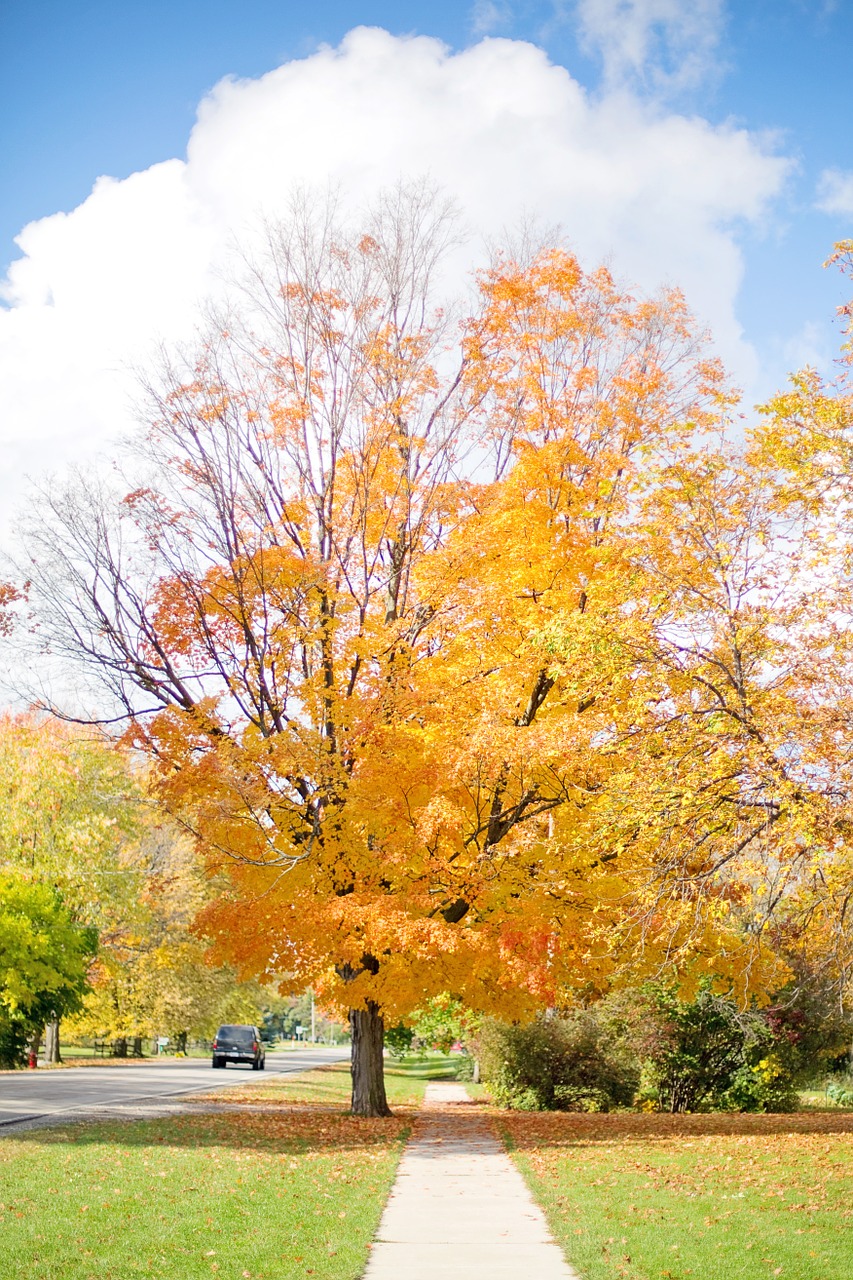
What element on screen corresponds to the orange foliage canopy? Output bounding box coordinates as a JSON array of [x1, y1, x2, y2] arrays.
[[20, 197, 853, 1028]]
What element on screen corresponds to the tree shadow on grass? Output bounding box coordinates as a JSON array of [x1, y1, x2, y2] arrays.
[[15, 1103, 414, 1156]]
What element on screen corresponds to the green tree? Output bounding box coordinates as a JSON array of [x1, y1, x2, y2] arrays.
[[0, 871, 96, 1067], [410, 994, 471, 1054]]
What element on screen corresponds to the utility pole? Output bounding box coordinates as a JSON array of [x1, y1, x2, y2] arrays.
[[310, 992, 316, 1044]]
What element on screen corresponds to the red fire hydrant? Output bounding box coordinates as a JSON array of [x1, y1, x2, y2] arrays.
[[27, 1050, 38, 1069]]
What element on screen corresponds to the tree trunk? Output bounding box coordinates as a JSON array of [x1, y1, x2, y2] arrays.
[[44, 1019, 61, 1064], [113, 1036, 128, 1058], [349, 1001, 391, 1117], [131, 1036, 144, 1058]]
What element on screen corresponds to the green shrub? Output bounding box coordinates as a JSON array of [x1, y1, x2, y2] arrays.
[[476, 1011, 639, 1111], [384, 1023, 415, 1058], [719, 1056, 799, 1113], [476, 983, 839, 1114], [635, 983, 802, 1113], [0, 1015, 33, 1070], [826, 1077, 853, 1107], [762, 958, 853, 1085], [639, 985, 758, 1112]]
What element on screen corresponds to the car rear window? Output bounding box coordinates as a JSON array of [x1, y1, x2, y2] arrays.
[[217, 1025, 254, 1042]]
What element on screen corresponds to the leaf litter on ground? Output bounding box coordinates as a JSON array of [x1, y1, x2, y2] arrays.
[[498, 1109, 853, 1280]]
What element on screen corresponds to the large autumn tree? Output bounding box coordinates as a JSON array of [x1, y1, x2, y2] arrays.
[[17, 186, 773, 1114]]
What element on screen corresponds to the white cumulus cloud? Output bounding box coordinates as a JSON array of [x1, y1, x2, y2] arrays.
[[0, 26, 789, 529], [469, 0, 514, 36], [815, 167, 853, 216], [573, 0, 726, 93]]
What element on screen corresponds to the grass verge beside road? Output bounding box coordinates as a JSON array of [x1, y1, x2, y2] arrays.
[[0, 1056, 455, 1280], [500, 1110, 853, 1280], [202, 1053, 458, 1110]]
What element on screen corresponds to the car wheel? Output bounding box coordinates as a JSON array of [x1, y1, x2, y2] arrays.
[[212, 1056, 225, 1068], [252, 1058, 260, 1070], [260, 1058, 266, 1071]]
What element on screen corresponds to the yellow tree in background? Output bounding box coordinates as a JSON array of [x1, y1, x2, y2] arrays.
[[0, 714, 139, 1058], [0, 713, 138, 914], [740, 239, 853, 1004], [70, 821, 262, 1053], [0, 715, 260, 1055]]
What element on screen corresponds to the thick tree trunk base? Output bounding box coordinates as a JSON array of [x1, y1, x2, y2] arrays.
[[349, 1002, 391, 1117]]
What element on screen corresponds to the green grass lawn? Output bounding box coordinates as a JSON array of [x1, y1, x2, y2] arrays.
[[0, 1057, 455, 1280], [499, 1110, 853, 1280], [798, 1088, 853, 1111]]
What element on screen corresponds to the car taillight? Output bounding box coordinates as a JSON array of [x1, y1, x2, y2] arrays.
[[212, 1039, 218, 1049], [252, 1041, 258, 1051]]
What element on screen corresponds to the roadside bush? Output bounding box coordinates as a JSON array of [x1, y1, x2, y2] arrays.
[[476, 981, 840, 1114], [384, 1023, 415, 1058], [635, 983, 800, 1113], [476, 1011, 639, 1111], [826, 1076, 853, 1107], [0, 1014, 33, 1070]]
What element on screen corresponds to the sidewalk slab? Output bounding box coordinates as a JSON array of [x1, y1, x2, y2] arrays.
[[364, 1081, 579, 1280]]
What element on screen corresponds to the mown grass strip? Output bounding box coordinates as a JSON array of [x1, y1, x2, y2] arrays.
[[0, 1057, 455, 1280], [201, 1052, 458, 1111], [499, 1110, 853, 1280]]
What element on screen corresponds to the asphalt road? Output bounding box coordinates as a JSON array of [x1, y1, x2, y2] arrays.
[[0, 1046, 350, 1130]]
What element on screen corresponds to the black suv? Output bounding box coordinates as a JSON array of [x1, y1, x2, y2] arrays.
[[211, 1024, 266, 1070]]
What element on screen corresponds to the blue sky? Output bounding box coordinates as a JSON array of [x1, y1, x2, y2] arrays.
[[3, 2, 852, 265], [1, 0, 852, 516]]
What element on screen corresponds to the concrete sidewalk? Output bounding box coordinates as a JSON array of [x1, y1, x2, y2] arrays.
[[363, 1081, 580, 1280]]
